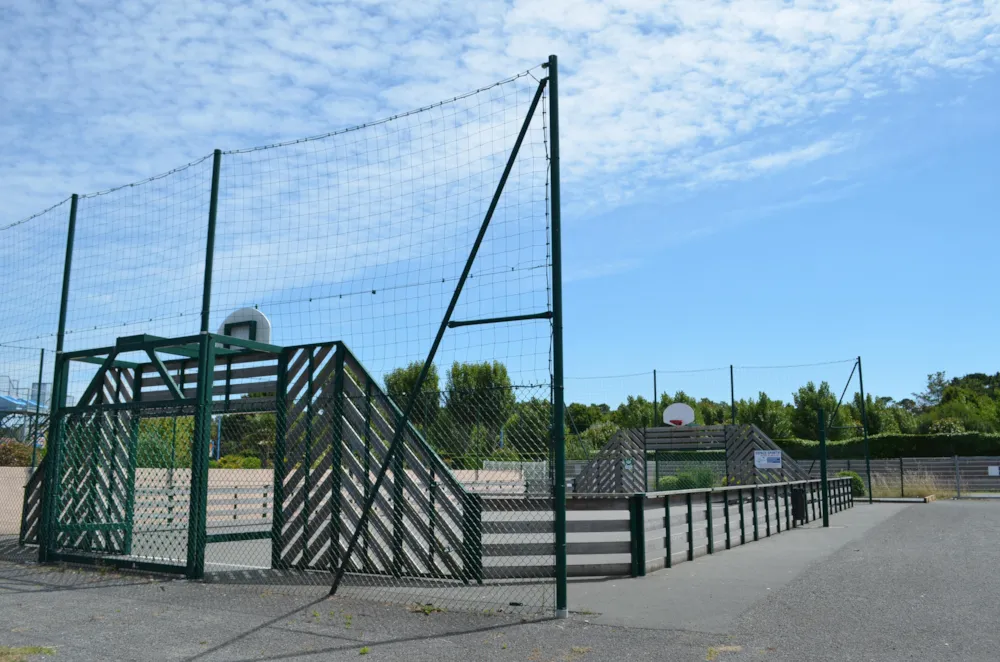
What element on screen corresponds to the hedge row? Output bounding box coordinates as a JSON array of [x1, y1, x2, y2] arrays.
[[777, 432, 1000, 460]]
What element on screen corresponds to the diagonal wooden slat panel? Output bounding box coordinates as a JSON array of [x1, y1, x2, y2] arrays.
[[342, 373, 467, 529]]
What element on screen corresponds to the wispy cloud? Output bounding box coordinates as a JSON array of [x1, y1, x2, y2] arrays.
[[748, 139, 846, 173], [565, 258, 641, 283], [2, 1, 998, 222]]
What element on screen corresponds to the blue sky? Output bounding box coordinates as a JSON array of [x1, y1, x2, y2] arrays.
[[1, 0, 998, 406]]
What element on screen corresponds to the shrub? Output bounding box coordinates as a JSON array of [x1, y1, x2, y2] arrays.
[[778, 432, 1000, 459], [0, 442, 34, 467], [488, 447, 522, 463], [674, 468, 717, 490], [240, 456, 262, 469], [656, 476, 680, 491], [928, 418, 964, 434], [216, 454, 259, 469], [836, 470, 866, 497]]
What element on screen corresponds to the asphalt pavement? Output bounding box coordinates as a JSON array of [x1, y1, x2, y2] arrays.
[[0, 500, 997, 661]]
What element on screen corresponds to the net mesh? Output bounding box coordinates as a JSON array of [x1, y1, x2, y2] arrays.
[[0, 202, 66, 539], [211, 70, 550, 383], [7, 66, 558, 614], [64, 158, 214, 353]]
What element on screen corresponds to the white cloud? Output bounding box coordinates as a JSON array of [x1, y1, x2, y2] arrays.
[[1, 0, 998, 379], [748, 138, 846, 172], [565, 258, 641, 283], [0, 0, 997, 223]]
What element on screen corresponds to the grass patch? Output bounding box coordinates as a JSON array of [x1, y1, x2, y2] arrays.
[[0, 647, 56, 662], [407, 603, 444, 615], [359, 646, 370, 655], [706, 645, 742, 661], [870, 471, 955, 498]]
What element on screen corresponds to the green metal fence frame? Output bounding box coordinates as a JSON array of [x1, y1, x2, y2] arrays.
[[24, 59, 565, 614], [37, 332, 287, 578]]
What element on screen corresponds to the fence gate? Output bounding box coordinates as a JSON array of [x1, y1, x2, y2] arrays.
[[38, 334, 217, 574]]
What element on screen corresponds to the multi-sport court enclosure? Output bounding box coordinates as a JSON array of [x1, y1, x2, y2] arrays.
[[2, 57, 855, 616]]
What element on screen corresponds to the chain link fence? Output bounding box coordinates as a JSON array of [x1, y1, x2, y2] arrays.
[[810, 456, 1000, 499], [2, 60, 565, 616]]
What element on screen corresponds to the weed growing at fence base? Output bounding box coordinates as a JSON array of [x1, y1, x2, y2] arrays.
[[871, 471, 955, 499], [0, 646, 55, 662]]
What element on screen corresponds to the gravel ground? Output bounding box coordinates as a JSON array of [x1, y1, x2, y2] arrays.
[[0, 500, 997, 661]]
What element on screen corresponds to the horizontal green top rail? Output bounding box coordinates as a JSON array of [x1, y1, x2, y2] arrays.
[[64, 332, 283, 364], [644, 477, 848, 498], [71, 355, 142, 369], [207, 332, 284, 355]]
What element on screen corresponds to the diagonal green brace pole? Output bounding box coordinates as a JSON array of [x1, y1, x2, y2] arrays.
[[330, 73, 550, 597]]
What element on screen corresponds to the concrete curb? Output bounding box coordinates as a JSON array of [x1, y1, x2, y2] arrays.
[[867, 496, 935, 503]]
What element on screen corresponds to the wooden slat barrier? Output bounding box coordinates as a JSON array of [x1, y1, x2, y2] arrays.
[[645, 425, 727, 450], [637, 477, 853, 575], [480, 496, 632, 579], [576, 425, 809, 495], [573, 430, 644, 494], [476, 478, 854, 580], [272, 342, 478, 583]]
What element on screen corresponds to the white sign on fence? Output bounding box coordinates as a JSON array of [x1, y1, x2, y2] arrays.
[[623, 457, 634, 470], [754, 450, 782, 469], [989, 466, 999, 477]]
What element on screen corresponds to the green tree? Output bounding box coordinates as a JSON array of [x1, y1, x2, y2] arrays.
[[950, 372, 1000, 397], [914, 371, 948, 411], [218, 409, 276, 465], [921, 385, 998, 433], [928, 418, 964, 434], [737, 392, 793, 439], [137, 416, 194, 468], [438, 361, 516, 463], [697, 398, 730, 426], [611, 395, 654, 428], [851, 393, 901, 436], [502, 397, 551, 458], [891, 406, 919, 434], [384, 361, 440, 429], [566, 402, 609, 434], [579, 420, 619, 454], [790, 381, 852, 440]]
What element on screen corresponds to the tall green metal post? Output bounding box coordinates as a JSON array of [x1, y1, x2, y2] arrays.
[[856, 356, 873, 504], [40, 193, 79, 563], [331, 345, 346, 567], [187, 149, 222, 578], [30, 349, 44, 470], [202, 149, 222, 334], [649, 369, 656, 491], [729, 365, 736, 424], [819, 408, 829, 528], [652, 369, 657, 426], [270, 351, 289, 569], [187, 335, 215, 578], [548, 53, 568, 620]]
